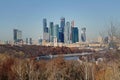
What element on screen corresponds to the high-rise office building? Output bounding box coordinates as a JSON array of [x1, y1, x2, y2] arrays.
[[70, 20, 75, 42], [59, 27, 63, 42], [43, 18, 48, 33], [13, 29, 22, 43], [49, 22, 54, 42], [29, 38, 32, 45], [72, 27, 79, 43], [60, 17, 65, 29], [26, 38, 29, 44], [59, 17, 65, 42], [64, 22, 71, 43], [43, 18, 49, 42], [71, 20, 74, 27], [53, 36, 58, 47], [81, 27, 86, 42], [53, 24, 59, 41], [43, 32, 49, 42]]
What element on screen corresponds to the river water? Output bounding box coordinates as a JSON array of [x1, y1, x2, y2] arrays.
[[36, 55, 80, 61], [36, 52, 93, 61], [64, 56, 79, 60]]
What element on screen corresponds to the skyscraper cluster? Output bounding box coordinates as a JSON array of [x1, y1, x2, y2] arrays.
[[43, 17, 86, 43], [12, 17, 86, 45]]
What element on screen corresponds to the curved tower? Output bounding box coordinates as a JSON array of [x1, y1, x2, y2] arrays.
[[81, 27, 86, 42]]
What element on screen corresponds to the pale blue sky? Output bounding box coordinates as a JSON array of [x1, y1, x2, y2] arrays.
[[0, 0, 120, 41]]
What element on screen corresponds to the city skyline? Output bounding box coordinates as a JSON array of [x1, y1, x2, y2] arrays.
[[0, 0, 120, 41]]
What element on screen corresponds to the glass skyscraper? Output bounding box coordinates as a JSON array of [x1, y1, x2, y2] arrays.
[[81, 27, 86, 42], [60, 17, 65, 28], [49, 22, 54, 42], [59, 17, 65, 42], [43, 18, 48, 33], [43, 18, 49, 42], [13, 29, 22, 43], [64, 22, 71, 43], [71, 20, 74, 27], [29, 38, 32, 45], [72, 27, 79, 43], [59, 27, 63, 42], [53, 24, 59, 42]]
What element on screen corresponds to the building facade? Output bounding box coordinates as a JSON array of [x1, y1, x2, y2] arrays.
[[64, 22, 71, 44], [13, 29, 22, 43], [59, 17, 65, 43], [43, 18, 49, 42], [43, 18, 48, 33], [81, 27, 86, 42], [72, 27, 79, 43], [53, 24, 59, 42], [71, 20, 74, 27], [49, 22, 54, 42], [29, 38, 32, 45]]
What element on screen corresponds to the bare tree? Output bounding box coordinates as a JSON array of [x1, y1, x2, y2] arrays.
[[11, 59, 27, 80], [107, 22, 120, 49]]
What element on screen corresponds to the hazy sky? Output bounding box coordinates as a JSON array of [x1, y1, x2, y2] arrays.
[[0, 0, 120, 41]]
